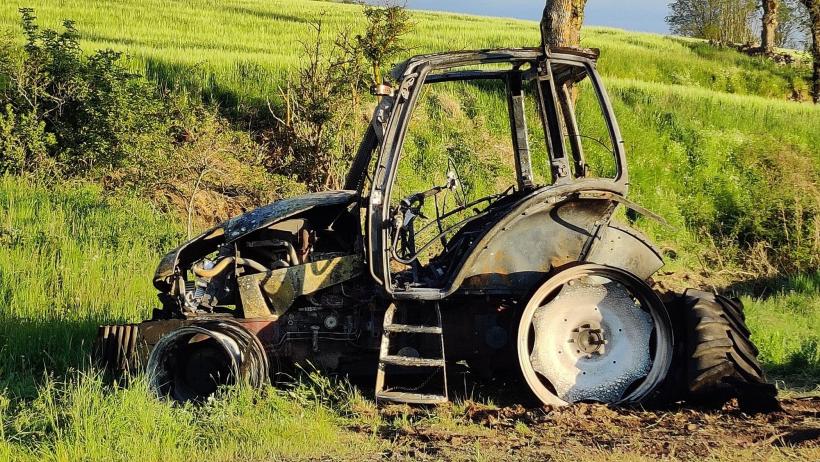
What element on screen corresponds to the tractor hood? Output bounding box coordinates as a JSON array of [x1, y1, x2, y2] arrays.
[[222, 190, 356, 241], [153, 190, 357, 290]]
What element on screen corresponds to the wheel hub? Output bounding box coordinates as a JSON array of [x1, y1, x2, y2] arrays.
[[572, 322, 607, 355]]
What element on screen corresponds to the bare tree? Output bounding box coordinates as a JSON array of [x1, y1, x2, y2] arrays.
[[541, 0, 589, 48], [762, 0, 780, 53], [800, 0, 820, 102]]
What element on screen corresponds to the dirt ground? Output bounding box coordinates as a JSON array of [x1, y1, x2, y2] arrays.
[[365, 397, 820, 461]]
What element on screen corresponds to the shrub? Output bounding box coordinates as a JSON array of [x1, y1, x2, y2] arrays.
[[0, 9, 170, 177], [0, 103, 56, 174], [0, 10, 303, 231], [268, 3, 412, 191]]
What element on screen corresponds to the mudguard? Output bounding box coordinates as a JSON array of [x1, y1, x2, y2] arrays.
[[457, 191, 662, 295]]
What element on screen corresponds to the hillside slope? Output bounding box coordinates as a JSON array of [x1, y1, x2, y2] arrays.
[[0, 0, 814, 103], [1, 0, 818, 391]]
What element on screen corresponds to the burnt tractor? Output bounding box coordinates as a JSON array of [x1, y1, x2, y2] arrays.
[[97, 46, 777, 409]]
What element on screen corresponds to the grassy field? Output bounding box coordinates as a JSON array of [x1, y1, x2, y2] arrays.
[[0, 0, 819, 460], [0, 0, 813, 105]]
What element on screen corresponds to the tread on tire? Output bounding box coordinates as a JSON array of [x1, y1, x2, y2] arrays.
[[680, 289, 780, 412]]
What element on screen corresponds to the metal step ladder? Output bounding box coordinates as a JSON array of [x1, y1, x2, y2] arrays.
[[375, 302, 448, 405]]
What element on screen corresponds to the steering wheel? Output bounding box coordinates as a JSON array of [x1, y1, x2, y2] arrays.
[[392, 170, 460, 264]]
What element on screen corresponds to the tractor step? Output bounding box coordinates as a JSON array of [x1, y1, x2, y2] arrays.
[[375, 390, 449, 405], [384, 324, 443, 334], [375, 302, 448, 405], [381, 355, 445, 367]]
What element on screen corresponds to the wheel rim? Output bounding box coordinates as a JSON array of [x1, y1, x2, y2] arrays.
[[147, 321, 269, 403], [148, 326, 241, 402], [517, 264, 673, 406]]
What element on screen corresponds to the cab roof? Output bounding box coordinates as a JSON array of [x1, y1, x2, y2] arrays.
[[390, 46, 601, 81]]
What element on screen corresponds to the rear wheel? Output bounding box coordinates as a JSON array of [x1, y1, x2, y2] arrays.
[[516, 264, 674, 406], [678, 290, 780, 412]]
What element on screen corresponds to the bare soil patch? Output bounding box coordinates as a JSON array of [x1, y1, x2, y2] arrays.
[[367, 398, 820, 461]]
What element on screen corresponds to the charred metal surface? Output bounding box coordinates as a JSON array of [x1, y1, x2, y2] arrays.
[[95, 324, 144, 376], [146, 319, 269, 402], [154, 191, 356, 289], [223, 191, 356, 243], [459, 198, 613, 294], [585, 225, 663, 280], [238, 255, 365, 318]]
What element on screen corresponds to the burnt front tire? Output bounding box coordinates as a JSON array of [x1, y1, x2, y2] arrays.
[[147, 319, 269, 403], [680, 290, 780, 412]]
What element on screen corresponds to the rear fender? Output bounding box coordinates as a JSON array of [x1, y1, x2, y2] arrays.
[[456, 192, 662, 295]]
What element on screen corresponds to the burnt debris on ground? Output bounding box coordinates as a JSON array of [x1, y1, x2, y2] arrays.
[[372, 398, 820, 460]]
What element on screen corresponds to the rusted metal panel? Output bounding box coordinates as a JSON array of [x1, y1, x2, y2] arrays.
[[223, 191, 356, 243], [459, 198, 614, 294], [153, 227, 223, 290], [238, 275, 272, 319], [237, 255, 364, 318], [94, 323, 143, 376], [585, 224, 663, 280]]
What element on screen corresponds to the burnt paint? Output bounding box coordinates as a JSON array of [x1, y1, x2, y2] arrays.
[[153, 191, 357, 290]]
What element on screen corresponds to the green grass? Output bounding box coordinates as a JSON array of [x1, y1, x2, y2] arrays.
[[0, 373, 382, 461], [0, 0, 812, 105], [0, 176, 180, 395], [744, 272, 820, 382], [0, 0, 819, 459]]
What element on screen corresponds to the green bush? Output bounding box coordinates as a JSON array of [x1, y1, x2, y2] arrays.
[[0, 103, 55, 174], [0, 10, 303, 230], [0, 9, 170, 177]]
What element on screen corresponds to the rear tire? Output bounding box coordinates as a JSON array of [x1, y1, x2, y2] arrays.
[[679, 290, 780, 412]]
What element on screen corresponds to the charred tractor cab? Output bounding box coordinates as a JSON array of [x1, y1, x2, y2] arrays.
[[97, 47, 777, 410]]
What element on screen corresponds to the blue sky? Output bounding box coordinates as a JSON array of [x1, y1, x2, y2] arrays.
[[402, 1, 670, 34]]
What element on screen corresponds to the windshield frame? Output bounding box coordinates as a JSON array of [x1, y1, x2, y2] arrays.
[[366, 48, 628, 294]]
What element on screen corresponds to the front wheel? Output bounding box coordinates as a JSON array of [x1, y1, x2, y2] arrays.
[[516, 264, 674, 406]]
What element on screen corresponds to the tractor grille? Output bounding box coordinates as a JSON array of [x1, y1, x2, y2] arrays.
[[95, 324, 140, 376]]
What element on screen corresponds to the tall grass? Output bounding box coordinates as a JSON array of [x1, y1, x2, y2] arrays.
[[0, 372, 380, 461], [0, 177, 381, 457], [744, 272, 820, 381], [0, 176, 180, 395]]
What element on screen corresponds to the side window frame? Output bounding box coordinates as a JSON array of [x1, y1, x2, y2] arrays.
[[548, 58, 628, 184]]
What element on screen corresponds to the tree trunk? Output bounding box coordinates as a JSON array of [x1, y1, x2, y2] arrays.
[[541, 0, 589, 48], [761, 0, 778, 54], [803, 0, 820, 103]]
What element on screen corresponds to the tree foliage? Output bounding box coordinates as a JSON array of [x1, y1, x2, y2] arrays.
[[270, 3, 412, 191], [666, 0, 758, 44], [0, 9, 300, 225], [357, 3, 412, 85], [775, 0, 810, 49], [0, 8, 168, 177]]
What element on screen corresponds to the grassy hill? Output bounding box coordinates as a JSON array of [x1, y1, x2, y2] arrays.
[[0, 1, 819, 460], [0, 0, 814, 104]]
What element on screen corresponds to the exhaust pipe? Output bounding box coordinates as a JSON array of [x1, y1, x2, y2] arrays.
[[147, 319, 269, 402]]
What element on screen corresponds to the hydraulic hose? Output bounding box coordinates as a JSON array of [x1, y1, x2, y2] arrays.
[[192, 256, 270, 278]]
